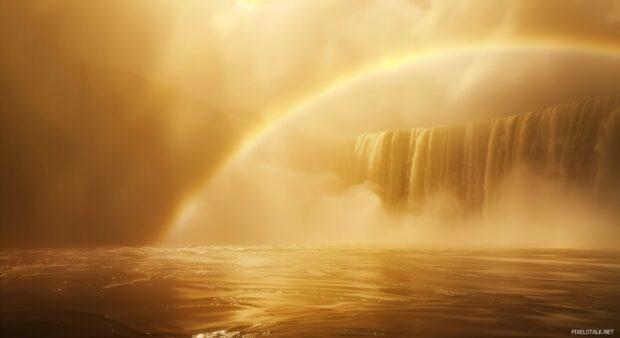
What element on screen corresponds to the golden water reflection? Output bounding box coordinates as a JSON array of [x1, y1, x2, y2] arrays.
[[1, 247, 619, 337]]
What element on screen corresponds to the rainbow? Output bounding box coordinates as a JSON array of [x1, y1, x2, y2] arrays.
[[167, 38, 620, 236]]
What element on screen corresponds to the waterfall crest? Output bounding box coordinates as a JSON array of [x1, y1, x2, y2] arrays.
[[353, 97, 620, 213]]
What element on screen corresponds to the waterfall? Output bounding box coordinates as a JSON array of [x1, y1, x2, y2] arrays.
[[353, 97, 620, 213]]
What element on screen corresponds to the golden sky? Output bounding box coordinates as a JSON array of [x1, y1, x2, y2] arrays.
[[1, 0, 620, 246]]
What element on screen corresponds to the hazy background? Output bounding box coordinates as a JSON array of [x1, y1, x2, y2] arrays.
[[167, 49, 620, 249], [1, 0, 620, 247]]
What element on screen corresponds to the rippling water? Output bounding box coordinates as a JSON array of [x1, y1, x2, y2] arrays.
[[1, 247, 619, 337]]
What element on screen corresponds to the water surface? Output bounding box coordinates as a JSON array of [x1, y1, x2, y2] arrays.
[[1, 247, 619, 337]]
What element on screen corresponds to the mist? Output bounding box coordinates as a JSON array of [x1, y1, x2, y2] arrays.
[[166, 49, 620, 249], [1, 1, 620, 247], [4, 4, 620, 338]]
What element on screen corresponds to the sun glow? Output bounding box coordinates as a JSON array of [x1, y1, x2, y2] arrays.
[[235, 0, 267, 11]]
